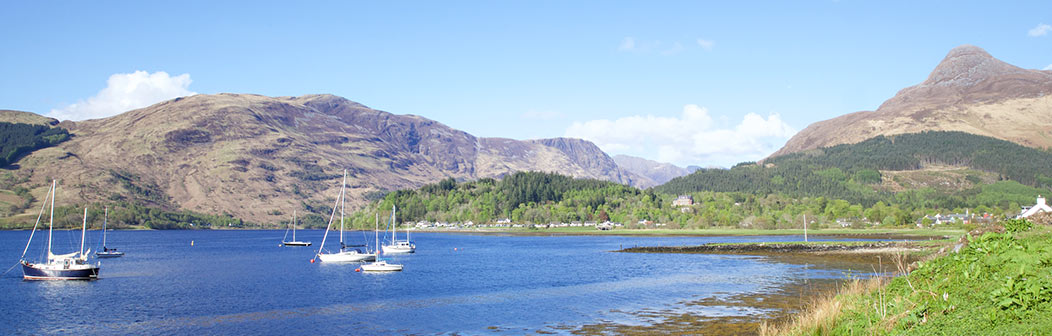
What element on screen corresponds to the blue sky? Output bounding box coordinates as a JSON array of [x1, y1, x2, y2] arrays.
[[2, 1, 1051, 167]]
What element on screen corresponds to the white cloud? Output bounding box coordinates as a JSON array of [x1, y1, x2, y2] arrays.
[[521, 109, 565, 121], [565, 105, 796, 167], [49, 71, 196, 121], [1029, 23, 1051, 37], [618, 37, 636, 51], [1044, 64, 1052, 71], [696, 39, 715, 51]]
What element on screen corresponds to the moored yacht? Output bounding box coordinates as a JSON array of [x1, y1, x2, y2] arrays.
[[313, 170, 376, 263], [282, 210, 312, 247], [381, 204, 415, 254], [360, 212, 403, 272], [20, 181, 100, 280], [96, 207, 124, 258]]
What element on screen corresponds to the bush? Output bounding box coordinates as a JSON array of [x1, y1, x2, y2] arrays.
[[1003, 218, 1034, 233]]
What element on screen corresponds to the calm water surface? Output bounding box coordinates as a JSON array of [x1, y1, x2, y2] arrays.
[[0, 230, 878, 335]]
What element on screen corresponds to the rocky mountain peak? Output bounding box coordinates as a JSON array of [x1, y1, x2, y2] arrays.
[[922, 44, 1025, 88], [770, 45, 1052, 159]]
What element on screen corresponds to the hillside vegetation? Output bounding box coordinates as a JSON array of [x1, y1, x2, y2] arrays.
[[657, 131, 1052, 210], [343, 170, 1025, 231], [0, 122, 70, 167], [768, 219, 1052, 335]]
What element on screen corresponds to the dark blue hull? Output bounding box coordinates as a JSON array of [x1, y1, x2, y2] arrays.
[[96, 252, 124, 258], [22, 263, 99, 280]]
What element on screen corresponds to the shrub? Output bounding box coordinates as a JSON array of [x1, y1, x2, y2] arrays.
[[1003, 218, 1034, 233]]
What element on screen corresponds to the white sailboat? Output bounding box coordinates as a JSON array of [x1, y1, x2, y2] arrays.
[[381, 204, 415, 254], [282, 210, 312, 246], [313, 170, 376, 263], [360, 212, 403, 272], [20, 180, 100, 280], [96, 206, 124, 258]]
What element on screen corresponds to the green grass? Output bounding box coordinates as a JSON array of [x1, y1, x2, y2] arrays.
[[771, 222, 1052, 335]]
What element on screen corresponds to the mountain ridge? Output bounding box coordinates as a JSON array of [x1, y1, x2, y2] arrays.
[[770, 45, 1052, 158], [611, 155, 690, 188], [0, 93, 643, 223]]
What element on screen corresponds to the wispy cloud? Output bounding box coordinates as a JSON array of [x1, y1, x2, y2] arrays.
[[49, 71, 195, 121], [521, 109, 565, 121], [618, 37, 713, 55], [696, 38, 715, 51], [1043, 64, 1052, 70], [661, 42, 684, 55], [618, 37, 636, 51], [1029, 23, 1051, 37], [564, 105, 796, 167]]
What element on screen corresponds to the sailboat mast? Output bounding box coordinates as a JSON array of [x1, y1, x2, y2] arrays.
[[375, 211, 380, 256], [80, 207, 87, 256], [21, 181, 53, 260], [392, 204, 397, 242], [47, 180, 55, 260], [374, 212, 379, 254], [339, 170, 346, 247], [292, 210, 297, 241], [315, 180, 344, 258], [102, 206, 108, 247]]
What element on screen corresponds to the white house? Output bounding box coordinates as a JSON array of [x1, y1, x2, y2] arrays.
[[1019, 196, 1052, 218]]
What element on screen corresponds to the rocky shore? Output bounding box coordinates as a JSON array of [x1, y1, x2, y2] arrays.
[[617, 241, 923, 255]]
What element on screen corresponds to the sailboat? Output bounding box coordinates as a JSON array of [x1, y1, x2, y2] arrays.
[[313, 170, 376, 263], [20, 180, 100, 280], [96, 206, 124, 258], [381, 204, 415, 254], [281, 210, 312, 246], [360, 212, 403, 272]]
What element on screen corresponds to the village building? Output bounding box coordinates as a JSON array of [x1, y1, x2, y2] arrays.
[[1019, 195, 1052, 218], [916, 212, 973, 227], [672, 195, 694, 207]]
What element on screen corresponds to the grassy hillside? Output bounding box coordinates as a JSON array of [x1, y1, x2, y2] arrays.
[[768, 218, 1052, 335], [656, 131, 1052, 209]]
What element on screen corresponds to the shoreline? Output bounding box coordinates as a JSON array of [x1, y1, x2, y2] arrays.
[[617, 241, 928, 255], [410, 228, 959, 240], [566, 239, 946, 335], [598, 239, 951, 334], [0, 227, 961, 240]]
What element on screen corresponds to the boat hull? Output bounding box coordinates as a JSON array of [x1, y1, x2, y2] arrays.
[[317, 251, 376, 262], [382, 244, 415, 254], [282, 241, 312, 246], [360, 261, 403, 272], [95, 252, 124, 258], [22, 262, 99, 280]]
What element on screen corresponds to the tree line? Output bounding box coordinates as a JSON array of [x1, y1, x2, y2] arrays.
[[0, 122, 71, 167]]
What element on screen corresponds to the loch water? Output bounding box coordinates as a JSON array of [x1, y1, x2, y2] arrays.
[[0, 230, 883, 335]]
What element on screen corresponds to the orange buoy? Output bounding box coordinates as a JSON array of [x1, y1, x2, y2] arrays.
[[355, 268, 361, 272], [310, 259, 315, 263]]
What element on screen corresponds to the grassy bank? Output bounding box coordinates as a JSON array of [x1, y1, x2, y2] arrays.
[[765, 220, 1052, 335]]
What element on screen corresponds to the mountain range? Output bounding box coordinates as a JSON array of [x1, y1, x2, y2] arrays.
[[1, 94, 681, 223], [3, 44, 1048, 225], [612, 155, 692, 187]]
